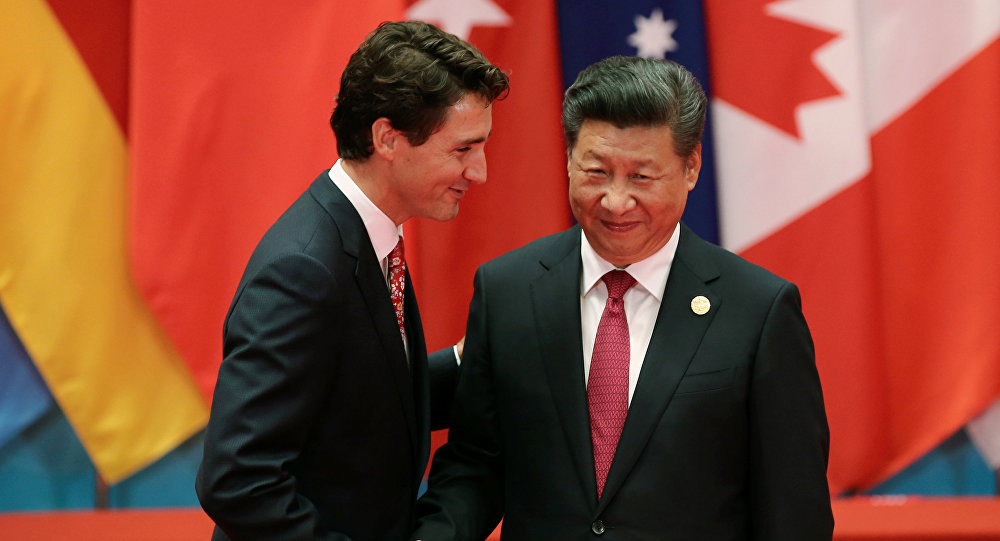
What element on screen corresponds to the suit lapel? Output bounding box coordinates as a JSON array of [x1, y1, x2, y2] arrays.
[[597, 227, 721, 512], [530, 227, 597, 501], [353, 243, 418, 452], [310, 176, 418, 460], [403, 270, 433, 484]]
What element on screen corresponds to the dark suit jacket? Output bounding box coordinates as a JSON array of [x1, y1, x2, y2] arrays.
[[415, 224, 833, 540], [196, 171, 457, 541]]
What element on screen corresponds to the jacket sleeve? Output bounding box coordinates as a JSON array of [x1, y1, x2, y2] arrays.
[[748, 282, 834, 540], [414, 267, 505, 540], [195, 253, 354, 541], [427, 346, 459, 431]]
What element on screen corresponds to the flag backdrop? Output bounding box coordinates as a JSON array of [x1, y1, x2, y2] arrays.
[[2, 0, 999, 499], [129, 0, 410, 404], [704, 0, 1000, 493], [0, 307, 51, 449], [0, 0, 207, 483]]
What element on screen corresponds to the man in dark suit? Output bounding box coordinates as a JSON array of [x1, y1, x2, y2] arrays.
[[414, 56, 833, 540], [195, 21, 509, 541]]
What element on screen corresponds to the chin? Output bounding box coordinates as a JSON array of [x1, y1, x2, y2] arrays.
[[596, 244, 640, 267], [431, 206, 460, 222]]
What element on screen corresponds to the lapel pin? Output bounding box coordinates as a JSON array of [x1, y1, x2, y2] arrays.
[[690, 295, 710, 316]]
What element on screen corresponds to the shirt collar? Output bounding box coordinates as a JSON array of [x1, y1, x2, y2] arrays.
[[328, 159, 402, 263], [580, 222, 681, 301]]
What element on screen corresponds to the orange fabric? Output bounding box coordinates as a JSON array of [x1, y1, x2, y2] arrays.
[[4, 499, 1000, 541], [0, 509, 213, 541], [486, 498, 1000, 540], [832, 497, 1000, 540]]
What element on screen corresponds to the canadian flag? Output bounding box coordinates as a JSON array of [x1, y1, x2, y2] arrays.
[[704, 0, 1000, 492]]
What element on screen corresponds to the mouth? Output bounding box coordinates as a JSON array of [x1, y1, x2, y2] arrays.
[[601, 220, 639, 233], [448, 186, 468, 199]]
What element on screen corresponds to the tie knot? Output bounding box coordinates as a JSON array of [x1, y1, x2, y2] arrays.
[[602, 270, 635, 300], [389, 237, 404, 266]]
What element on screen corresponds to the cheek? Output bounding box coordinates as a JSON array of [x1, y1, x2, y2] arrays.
[[569, 182, 601, 209], [643, 191, 686, 222]]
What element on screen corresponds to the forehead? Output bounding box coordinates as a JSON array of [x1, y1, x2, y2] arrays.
[[435, 94, 492, 135], [572, 119, 679, 164], [570, 120, 683, 168]]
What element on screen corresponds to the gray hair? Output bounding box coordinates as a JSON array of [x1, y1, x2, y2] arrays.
[[562, 56, 706, 157]]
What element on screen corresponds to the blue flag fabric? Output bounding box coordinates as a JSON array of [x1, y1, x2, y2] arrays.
[[556, 0, 720, 244], [0, 305, 53, 449]]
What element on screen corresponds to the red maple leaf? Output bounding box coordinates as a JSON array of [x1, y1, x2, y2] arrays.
[[704, 0, 841, 138]]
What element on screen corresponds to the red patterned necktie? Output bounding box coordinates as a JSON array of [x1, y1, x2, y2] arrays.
[[388, 237, 406, 339], [588, 269, 636, 499]]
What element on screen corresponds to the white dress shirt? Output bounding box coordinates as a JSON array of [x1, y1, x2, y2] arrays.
[[328, 160, 402, 282], [580, 223, 680, 404], [328, 160, 464, 366]]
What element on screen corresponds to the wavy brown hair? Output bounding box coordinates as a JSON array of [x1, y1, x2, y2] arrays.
[[331, 21, 509, 160]]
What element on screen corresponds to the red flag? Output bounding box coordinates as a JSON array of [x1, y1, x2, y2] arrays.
[[130, 1, 407, 401]]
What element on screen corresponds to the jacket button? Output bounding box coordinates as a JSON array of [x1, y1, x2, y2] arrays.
[[591, 520, 606, 535]]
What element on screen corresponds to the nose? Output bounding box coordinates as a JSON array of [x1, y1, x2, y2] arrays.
[[464, 148, 487, 185], [601, 180, 636, 214]]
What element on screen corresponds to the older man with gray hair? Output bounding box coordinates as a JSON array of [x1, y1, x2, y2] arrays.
[[414, 56, 833, 540]]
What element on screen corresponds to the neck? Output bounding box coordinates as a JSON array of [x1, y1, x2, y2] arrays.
[[342, 158, 406, 225]]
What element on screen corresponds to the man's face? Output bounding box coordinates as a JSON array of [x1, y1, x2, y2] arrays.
[[568, 119, 700, 267], [387, 93, 493, 222]]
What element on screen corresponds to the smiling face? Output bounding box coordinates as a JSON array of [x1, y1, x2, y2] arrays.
[[568, 119, 700, 267], [384, 93, 493, 223]]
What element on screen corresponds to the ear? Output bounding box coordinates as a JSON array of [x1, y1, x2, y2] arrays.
[[371, 117, 398, 159], [684, 144, 702, 191]]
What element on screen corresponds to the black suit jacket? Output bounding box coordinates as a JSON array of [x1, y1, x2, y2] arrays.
[[196, 172, 457, 541], [415, 224, 833, 540]]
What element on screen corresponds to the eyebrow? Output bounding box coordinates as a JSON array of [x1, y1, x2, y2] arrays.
[[580, 150, 654, 168], [460, 129, 492, 146]]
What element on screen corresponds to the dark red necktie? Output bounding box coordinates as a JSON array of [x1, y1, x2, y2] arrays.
[[587, 269, 636, 498], [388, 237, 406, 338]]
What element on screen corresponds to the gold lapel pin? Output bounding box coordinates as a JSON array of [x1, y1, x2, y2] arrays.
[[691, 295, 710, 315]]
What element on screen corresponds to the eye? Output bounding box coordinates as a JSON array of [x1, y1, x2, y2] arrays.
[[456, 146, 471, 153], [586, 168, 607, 176]]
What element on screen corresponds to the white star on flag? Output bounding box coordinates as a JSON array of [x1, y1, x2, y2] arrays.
[[627, 8, 678, 59], [407, 0, 511, 41]]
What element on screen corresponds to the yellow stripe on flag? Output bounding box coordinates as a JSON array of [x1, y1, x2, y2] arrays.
[[0, 0, 208, 483]]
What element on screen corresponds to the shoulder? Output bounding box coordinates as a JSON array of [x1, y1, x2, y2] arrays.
[[677, 224, 794, 298], [480, 226, 579, 273], [237, 173, 355, 288]]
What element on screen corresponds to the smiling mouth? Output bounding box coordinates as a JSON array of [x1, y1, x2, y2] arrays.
[[601, 220, 638, 232]]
